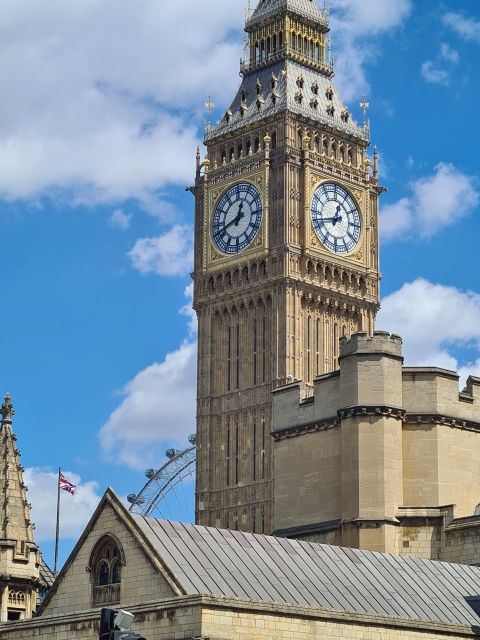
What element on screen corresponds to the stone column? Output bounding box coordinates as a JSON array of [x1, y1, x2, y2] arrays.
[[339, 332, 404, 553]]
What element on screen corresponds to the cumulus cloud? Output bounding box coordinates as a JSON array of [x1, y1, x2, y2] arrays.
[[381, 163, 479, 241], [24, 467, 101, 542], [0, 0, 244, 209], [443, 12, 480, 43], [421, 43, 459, 86], [99, 286, 196, 469], [109, 209, 132, 230], [331, 0, 412, 101], [128, 225, 193, 277], [378, 279, 480, 381]]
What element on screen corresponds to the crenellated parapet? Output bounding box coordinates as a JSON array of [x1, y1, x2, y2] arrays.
[[272, 332, 480, 561]]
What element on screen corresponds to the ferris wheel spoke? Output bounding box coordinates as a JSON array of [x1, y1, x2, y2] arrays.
[[127, 439, 196, 522]]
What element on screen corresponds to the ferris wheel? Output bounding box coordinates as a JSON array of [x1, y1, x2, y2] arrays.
[[127, 435, 196, 521]]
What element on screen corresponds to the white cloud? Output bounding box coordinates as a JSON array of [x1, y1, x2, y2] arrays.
[[99, 286, 197, 469], [381, 163, 479, 241], [440, 43, 460, 64], [331, 0, 412, 101], [109, 209, 132, 230], [443, 12, 480, 43], [421, 60, 450, 86], [128, 225, 193, 277], [420, 43, 459, 86], [24, 467, 101, 542], [378, 279, 480, 382], [0, 0, 244, 209]]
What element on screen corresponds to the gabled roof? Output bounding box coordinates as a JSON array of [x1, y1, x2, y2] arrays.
[[38, 488, 185, 614], [247, 0, 328, 30], [39, 487, 480, 630], [132, 517, 480, 629]]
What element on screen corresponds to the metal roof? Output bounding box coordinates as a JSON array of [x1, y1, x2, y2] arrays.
[[133, 516, 480, 629], [206, 60, 368, 143], [247, 0, 328, 29]]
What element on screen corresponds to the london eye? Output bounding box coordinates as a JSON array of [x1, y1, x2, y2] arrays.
[[127, 435, 196, 521]]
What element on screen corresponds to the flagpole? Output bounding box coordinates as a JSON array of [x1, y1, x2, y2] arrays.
[[54, 466, 61, 577]]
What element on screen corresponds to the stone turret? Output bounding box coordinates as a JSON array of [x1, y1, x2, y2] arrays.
[[0, 394, 41, 622]]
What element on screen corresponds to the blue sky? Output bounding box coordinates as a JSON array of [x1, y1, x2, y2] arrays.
[[1, 0, 479, 568]]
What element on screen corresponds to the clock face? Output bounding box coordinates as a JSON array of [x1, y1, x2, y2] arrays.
[[311, 183, 361, 254], [212, 183, 263, 255]]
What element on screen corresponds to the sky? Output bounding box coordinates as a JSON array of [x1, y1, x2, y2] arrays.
[[1, 0, 480, 568]]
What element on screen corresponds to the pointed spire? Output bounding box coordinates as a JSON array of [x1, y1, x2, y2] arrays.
[[1, 392, 14, 425], [0, 393, 35, 542]]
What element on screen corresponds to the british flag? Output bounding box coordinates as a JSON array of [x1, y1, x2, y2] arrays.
[[59, 473, 77, 495]]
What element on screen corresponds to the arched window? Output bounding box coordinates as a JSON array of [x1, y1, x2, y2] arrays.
[[90, 535, 125, 606], [271, 131, 277, 149]]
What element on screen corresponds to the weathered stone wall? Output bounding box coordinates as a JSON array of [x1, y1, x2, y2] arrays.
[[1, 597, 477, 640]]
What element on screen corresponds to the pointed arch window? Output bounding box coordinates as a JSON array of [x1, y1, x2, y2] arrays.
[[90, 535, 125, 606]]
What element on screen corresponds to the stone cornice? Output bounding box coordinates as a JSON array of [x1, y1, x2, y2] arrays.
[[272, 416, 339, 440], [404, 413, 480, 432], [2, 593, 478, 638], [338, 405, 406, 420]]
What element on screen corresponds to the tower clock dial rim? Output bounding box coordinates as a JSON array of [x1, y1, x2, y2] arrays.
[[211, 181, 263, 256], [310, 181, 363, 256]]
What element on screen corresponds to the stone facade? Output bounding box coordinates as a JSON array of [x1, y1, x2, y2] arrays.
[[2, 489, 480, 640], [272, 331, 480, 560], [2, 598, 478, 640], [193, 0, 381, 535]]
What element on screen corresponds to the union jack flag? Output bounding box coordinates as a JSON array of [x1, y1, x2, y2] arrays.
[[59, 473, 77, 495]]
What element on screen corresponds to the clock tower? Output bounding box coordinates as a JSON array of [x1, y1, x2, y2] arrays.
[[192, 0, 381, 534]]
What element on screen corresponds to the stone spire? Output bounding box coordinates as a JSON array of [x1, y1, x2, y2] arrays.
[[0, 394, 34, 542], [0, 393, 40, 622], [247, 0, 328, 29]]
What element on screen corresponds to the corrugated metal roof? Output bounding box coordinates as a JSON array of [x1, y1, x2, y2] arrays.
[[133, 516, 480, 628]]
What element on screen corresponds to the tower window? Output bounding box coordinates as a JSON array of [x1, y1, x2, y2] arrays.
[[261, 416, 266, 480], [307, 316, 312, 381], [296, 75, 304, 89], [271, 131, 277, 149], [311, 82, 319, 95], [235, 420, 239, 485], [253, 318, 258, 385], [252, 418, 257, 482], [235, 322, 240, 389], [316, 318, 320, 376], [227, 326, 232, 391], [327, 104, 335, 117], [326, 87, 334, 101], [226, 420, 231, 486], [90, 536, 124, 606], [262, 315, 267, 383]]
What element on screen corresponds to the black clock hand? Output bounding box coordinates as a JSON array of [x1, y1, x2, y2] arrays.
[[214, 202, 246, 239]]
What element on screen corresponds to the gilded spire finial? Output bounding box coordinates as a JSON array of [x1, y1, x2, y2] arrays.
[[204, 96, 215, 134], [360, 95, 370, 126], [1, 393, 14, 425]]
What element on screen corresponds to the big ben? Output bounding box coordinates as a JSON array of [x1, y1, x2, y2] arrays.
[[192, 0, 381, 534]]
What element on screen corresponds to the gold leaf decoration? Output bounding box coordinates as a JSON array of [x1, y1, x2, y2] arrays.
[[255, 235, 263, 247], [353, 189, 362, 201], [354, 250, 363, 261]]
